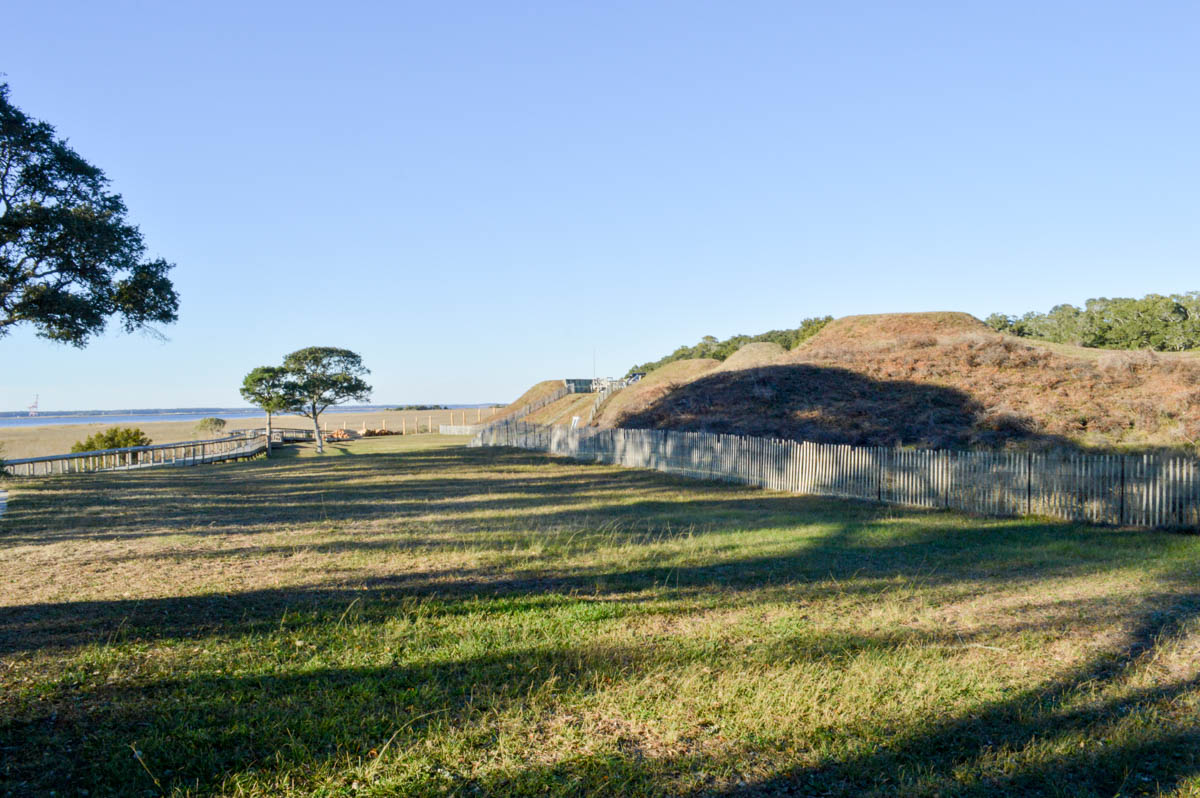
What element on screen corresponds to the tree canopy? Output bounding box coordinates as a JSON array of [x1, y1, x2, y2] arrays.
[[279, 347, 372, 453], [986, 292, 1200, 351], [240, 366, 292, 415], [0, 82, 178, 346], [240, 365, 292, 454]]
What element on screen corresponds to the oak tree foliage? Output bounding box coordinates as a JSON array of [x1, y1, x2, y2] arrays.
[[1, 82, 178, 346], [280, 347, 371, 453], [240, 365, 292, 453], [986, 292, 1200, 351]]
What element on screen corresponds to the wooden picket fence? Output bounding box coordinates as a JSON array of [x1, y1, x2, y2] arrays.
[[471, 422, 1200, 530]]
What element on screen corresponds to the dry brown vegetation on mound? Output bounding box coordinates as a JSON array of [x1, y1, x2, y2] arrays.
[[601, 313, 1200, 452], [524, 393, 597, 426], [713, 341, 788, 372], [595, 358, 719, 428], [486, 379, 567, 424], [802, 311, 990, 348]]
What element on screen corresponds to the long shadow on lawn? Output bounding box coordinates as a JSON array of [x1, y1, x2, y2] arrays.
[[0, 507, 1166, 659], [6, 586, 1200, 796], [0, 448, 697, 544], [5, 445, 1200, 795]]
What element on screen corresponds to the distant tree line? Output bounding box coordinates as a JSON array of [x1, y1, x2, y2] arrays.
[[627, 317, 833, 376], [986, 292, 1200, 351], [392, 404, 448, 411]]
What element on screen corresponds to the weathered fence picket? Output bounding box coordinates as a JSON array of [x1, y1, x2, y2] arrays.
[[471, 421, 1200, 531]]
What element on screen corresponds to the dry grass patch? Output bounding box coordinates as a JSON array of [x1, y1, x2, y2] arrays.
[[0, 409, 487, 460], [595, 358, 719, 427], [524, 393, 597, 427]]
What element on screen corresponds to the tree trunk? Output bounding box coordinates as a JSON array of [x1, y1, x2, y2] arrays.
[[312, 404, 323, 453], [266, 411, 273, 456]]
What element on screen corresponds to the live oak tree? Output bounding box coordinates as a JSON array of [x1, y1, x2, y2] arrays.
[[279, 347, 371, 453], [239, 365, 291, 454], [0, 82, 178, 346]]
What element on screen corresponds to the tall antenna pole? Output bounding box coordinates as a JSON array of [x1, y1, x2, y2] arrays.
[[593, 348, 596, 380]]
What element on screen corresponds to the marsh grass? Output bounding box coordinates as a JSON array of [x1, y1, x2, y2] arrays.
[[2, 435, 1200, 796], [0, 409, 491, 460]]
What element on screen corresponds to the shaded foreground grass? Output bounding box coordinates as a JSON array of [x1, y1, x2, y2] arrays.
[[2, 435, 1200, 796]]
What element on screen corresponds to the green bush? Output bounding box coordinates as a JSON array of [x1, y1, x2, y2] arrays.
[[70, 427, 152, 453], [195, 417, 227, 437]]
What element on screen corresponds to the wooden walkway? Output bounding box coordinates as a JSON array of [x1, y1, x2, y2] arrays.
[[1, 427, 313, 478]]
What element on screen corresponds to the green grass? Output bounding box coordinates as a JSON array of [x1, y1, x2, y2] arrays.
[[3, 435, 1200, 796]]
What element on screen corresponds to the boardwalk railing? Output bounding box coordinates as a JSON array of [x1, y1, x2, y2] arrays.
[[231, 427, 316, 444], [472, 422, 1200, 530], [4, 433, 270, 477]]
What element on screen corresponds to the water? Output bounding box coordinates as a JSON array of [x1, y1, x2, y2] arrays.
[[0, 405, 483, 428]]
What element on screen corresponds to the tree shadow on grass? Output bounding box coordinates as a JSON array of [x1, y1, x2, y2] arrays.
[[5, 586, 1200, 797], [0, 447, 697, 545], [0, 505, 1182, 660], [0, 445, 1188, 659], [5, 445, 1200, 795]]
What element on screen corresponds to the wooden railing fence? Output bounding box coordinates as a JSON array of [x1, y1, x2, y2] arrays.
[[231, 427, 316, 444], [4, 432, 270, 477], [472, 422, 1200, 530]]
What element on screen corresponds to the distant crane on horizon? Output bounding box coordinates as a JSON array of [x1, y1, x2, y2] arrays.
[[28, 394, 38, 417]]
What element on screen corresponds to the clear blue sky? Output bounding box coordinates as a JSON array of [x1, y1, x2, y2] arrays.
[[3, 1, 1198, 410]]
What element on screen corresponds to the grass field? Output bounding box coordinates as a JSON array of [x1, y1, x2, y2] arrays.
[[3, 436, 1200, 796], [0, 407, 499, 460]]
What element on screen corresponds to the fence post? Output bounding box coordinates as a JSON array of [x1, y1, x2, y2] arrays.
[[1119, 455, 1126, 526], [1026, 451, 1033, 516]]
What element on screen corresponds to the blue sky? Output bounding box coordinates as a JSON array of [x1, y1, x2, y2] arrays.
[[3, 1, 1198, 410]]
